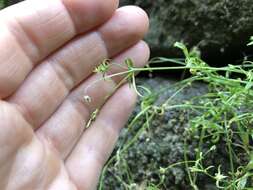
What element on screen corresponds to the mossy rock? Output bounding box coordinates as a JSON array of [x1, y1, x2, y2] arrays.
[[102, 77, 243, 189], [121, 0, 253, 60]]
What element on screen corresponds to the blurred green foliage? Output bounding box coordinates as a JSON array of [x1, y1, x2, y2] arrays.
[[0, 0, 8, 9]]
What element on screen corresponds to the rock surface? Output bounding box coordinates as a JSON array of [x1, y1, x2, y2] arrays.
[[102, 77, 232, 189], [121, 0, 253, 61]]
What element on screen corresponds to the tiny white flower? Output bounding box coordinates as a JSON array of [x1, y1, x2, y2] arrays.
[[84, 95, 91, 103]]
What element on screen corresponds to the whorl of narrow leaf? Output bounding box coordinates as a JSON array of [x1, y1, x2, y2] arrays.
[[94, 59, 111, 76]]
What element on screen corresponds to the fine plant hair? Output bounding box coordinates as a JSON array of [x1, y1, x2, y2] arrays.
[[85, 38, 253, 189]]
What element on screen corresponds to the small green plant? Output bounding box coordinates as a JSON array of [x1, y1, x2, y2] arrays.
[[87, 40, 253, 189]]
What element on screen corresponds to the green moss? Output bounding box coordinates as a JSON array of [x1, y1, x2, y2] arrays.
[[121, 0, 253, 57], [0, 0, 5, 9]]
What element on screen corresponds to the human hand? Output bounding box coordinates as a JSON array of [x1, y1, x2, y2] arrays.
[[0, 0, 149, 189]]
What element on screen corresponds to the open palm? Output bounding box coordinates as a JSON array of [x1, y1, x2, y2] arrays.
[[0, 0, 149, 189]]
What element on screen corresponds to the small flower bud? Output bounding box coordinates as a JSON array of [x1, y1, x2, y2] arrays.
[[84, 95, 91, 103], [159, 167, 166, 174]]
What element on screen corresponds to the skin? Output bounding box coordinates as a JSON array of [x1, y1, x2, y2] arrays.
[[0, 0, 150, 189]]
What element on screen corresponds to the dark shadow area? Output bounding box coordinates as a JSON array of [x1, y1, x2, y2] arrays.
[[138, 42, 253, 80]]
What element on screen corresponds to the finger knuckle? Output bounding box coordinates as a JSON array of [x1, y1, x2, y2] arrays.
[[0, 101, 33, 147]]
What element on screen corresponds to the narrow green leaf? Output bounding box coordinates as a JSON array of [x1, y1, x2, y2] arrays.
[[174, 42, 189, 57]]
